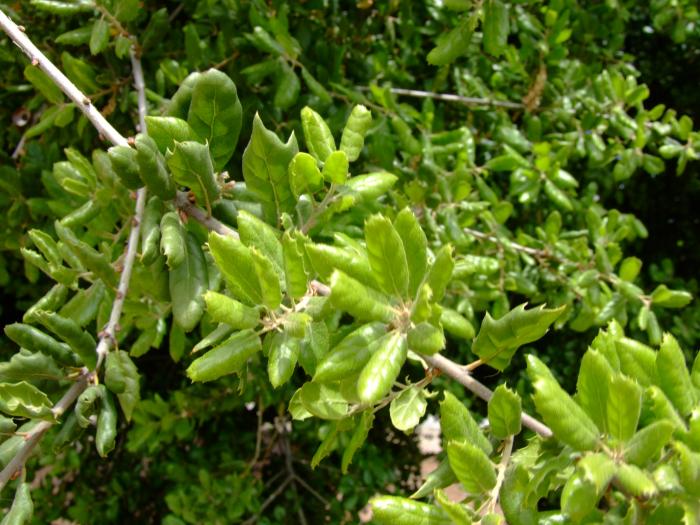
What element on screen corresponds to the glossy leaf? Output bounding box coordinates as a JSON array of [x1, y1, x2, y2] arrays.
[[321, 150, 349, 184], [169, 233, 208, 332], [329, 270, 395, 323], [301, 106, 335, 162], [0, 381, 53, 420], [483, 0, 509, 56], [365, 214, 410, 299], [144, 116, 198, 153], [208, 232, 262, 305], [624, 420, 674, 466], [339, 105, 372, 161], [135, 134, 176, 200], [411, 459, 457, 499], [186, 329, 261, 382], [371, 496, 451, 525], [440, 391, 492, 454], [341, 411, 374, 473], [288, 152, 323, 197], [268, 333, 301, 388], [166, 140, 219, 213], [472, 304, 564, 371], [357, 331, 407, 404], [394, 208, 428, 298], [33, 310, 96, 369], [237, 210, 284, 279], [488, 384, 522, 438], [187, 69, 242, 170], [446, 440, 496, 493], [606, 373, 642, 442], [656, 333, 696, 416], [425, 245, 454, 302], [204, 291, 259, 329], [390, 386, 427, 432], [96, 389, 117, 457], [299, 381, 349, 420], [1, 482, 33, 525], [576, 350, 613, 433], [314, 322, 387, 382], [160, 212, 186, 269]]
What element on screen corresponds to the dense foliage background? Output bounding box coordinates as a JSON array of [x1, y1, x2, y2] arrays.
[[0, 0, 698, 523]]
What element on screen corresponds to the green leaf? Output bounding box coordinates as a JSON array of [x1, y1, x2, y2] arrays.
[[615, 463, 657, 498], [23, 65, 63, 104], [95, 390, 117, 457], [576, 350, 613, 433], [282, 232, 308, 299], [446, 440, 496, 493], [425, 245, 454, 302], [145, 116, 198, 153], [615, 337, 657, 386], [314, 322, 387, 382], [390, 386, 427, 432], [237, 210, 284, 280], [341, 411, 374, 473], [104, 350, 140, 422], [165, 141, 219, 213], [656, 333, 696, 416], [440, 391, 492, 454], [187, 69, 242, 170], [407, 322, 445, 355], [483, 0, 509, 56], [606, 373, 642, 442], [561, 473, 597, 523], [299, 382, 349, 420], [159, 212, 186, 269], [108, 145, 141, 190], [0, 350, 62, 384], [4, 323, 78, 367], [301, 106, 336, 162], [169, 233, 208, 332], [0, 382, 53, 420], [186, 330, 261, 382], [650, 284, 693, 308], [274, 62, 300, 110], [365, 214, 410, 299], [624, 420, 674, 466], [619, 257, 642, 282], [288, 152, 323, 198], [242, 113, 298, 224], [140, 196, 162, 266], [208, 232, 262, 306], [488, 384, 522, 438], [321, 150, 349, 184], [473, 304, 564, 371], [339, 105, 372, 162], [440, 308, 475, 340], [204, 291, 259, 329], [329, 270, 395, 323], [434, 489, 472, 525], [528, 355, 600, 451], [411, 459, 458, 499], [61, 52, 99, 93], [427, 14, 474, 66], [268, 333, 301, 388], [394, 208, 428, 298], [306, 243, 377, 288], [135, 134, 176, 200], [344, 172, 398, 202], [89, 18, 109, 55], [370, 496, 451, 525], [33, 310, 96, 370], [250, 248, 282, 310], [357, 331, 407, 404], [1, 482, 33, 525]]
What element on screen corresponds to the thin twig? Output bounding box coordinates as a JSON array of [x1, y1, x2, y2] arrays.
[[463, 227, 549, 259], [423, 353, 553, 438], [176, 191, 237, 235], [241, 476, 293, 525], [0, 10, 128, 148], [355, 86, 524, 110], [487, 435, 513, 514]]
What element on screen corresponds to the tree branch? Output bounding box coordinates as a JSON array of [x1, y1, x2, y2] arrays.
[[0, 10, 129, 147], [0, 11, 149, 489], [423, 353, 553, 438], [355, 86, 524, 110]]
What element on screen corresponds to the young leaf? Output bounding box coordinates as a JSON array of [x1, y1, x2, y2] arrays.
[[394, 208, 428, 298], [301, 106, 336, 162], [615, 463, 657, 498], [370, 496, 451, 525], [186, 329, 261, 382], [33, 310, 96, 369], [473, 304, 564, 371], [341, 411, 374, 473], [187, 69, 242, 170], [274, 62, 300, 110], [576, 350, 613, 433], [96, 390, 117, 457], [2, 483, 33, 525], [250, 248, 282, 310], [357, 331, 407, 404], [365, 214, 410, 299], [288, 152, 323, 197], [339, 105, 372, 162], [528, 355, 600, 451], [306, 243, 377, 288], [204, 291, 259, 329], [208, 232, 262, 305], [268, 332, 301, 388], [440, 308, 475, 340], [425, 245, 454, 302], [321, 150, 349, 184], [488, 384, 522, 438], [314, 322, 387, 382], [282, 232, 308, 299], [4, 323, 79, 367], [145, 116, 198, 153], [483, 0, 509, 57], [615, 337, 657, 386], [299, 382, 349, 420], [242, 113, 298, 223], [89, 18, 109, 55], [135, 134, 176, 200], [407, 322, 445, 355], [169, 233, 208, 332], [446, 440, 497, 493], [606, 373, 642, 442], [104, 350, 140, 422], [650, 284, 693, 309], [329, 270, 395, 323], [656, 333, 696, 416], [108, 145, 141, 190], [166, 141, 219, 213], [160, 212, 186, 269], [434, 489, 472, 525], [237, 210, 284, 279], [427, 14, 474, 66], [140, 196, 162, 266], [390, 385, 427, 432], [439, 391, 492, 454], [624, 420, 674, 466], [0, 381, 53, 420], [411, 459, 457, 499], [24, 64, 63, 104], [561, 473, 598, 523]]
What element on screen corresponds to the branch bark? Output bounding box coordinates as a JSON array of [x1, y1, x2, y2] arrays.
[[355, 86, 524, 109]]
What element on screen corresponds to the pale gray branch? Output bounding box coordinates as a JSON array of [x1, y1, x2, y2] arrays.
[[356, 86, 524, 110]]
